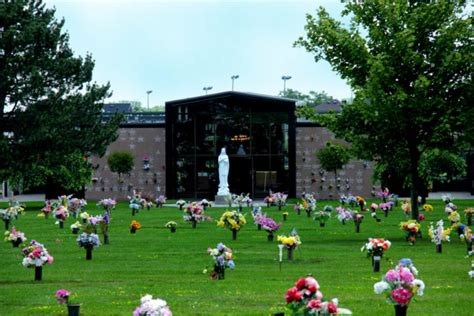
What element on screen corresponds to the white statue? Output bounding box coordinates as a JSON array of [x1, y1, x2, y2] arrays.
[[217, 147, 230, 196]]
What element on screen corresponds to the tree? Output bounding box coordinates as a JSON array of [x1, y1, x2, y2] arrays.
[[316, 142, 351, 194], [295, 1, 473, 218], [0, 0, 121, 192], [122, 100, 165, 112], [107, 151, 134, 183], [279, 89, 334, 107]]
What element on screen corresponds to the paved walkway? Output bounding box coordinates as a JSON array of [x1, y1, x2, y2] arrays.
[[426, 191, 474, 200], [0, 194, 45, 202]]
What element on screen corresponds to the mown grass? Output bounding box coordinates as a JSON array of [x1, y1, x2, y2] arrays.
[[0, 199, 472, 315]]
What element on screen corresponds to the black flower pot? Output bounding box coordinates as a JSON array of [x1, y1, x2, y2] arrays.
[[287, 247, 293, 260], [192, 220, 197, 229], [267, 234, 274, 242], [72, 228, 79, 234], [68, 304, 81, 316], [12, 239, 22, 247], [59, 221, 64, 229], [372, 256, 381, 272], [85, 246, 93, 260], [35, 266, 42, 281], [130, 228, 136, 234], [257, 224, 262, 231], [171, 227, 176, 233], [436, 244, 442, 253], [232, 229, 237, 240], [320, 222, 325, 227], [394, 305, 408, 316]]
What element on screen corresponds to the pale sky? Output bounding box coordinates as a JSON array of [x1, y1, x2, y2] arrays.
[[45, 0, 352, 107]]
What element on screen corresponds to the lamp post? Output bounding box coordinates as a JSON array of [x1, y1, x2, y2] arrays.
[[281, 76, 292, 95], [146, 90, 153, 110], [203, 86, 213, 95], [231, 75, 239, 91]]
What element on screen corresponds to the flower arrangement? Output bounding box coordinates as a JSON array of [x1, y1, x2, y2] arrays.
[[176, 199, 186, 210], [400, 220, 421, 245], [233, 193, 249, 211], [207, 242, 235, 280], [183, 202, 212, 228], [278, 229, 301, 260], [5, 226, 27, 247], [442, 194, 453, 204], [464, 208, 474, 226], [378, 188, 390, 202], [422, 204, 433, 212], [21, 240, 54, 268], [374, 259, 424, 314], [336, 207, 353, 224], [133, 294, 172, 316], [448, 211, 461, 225], [356, 196, 366, 212], [273, 192, 288, 210], [54, 205, 69, 222], [459, 225, 473, 256], [282, 211, 289, 221], [252, 207, 264, 230], [260, 216, 282, 241], [55, 289, 71, 304], [445, 202, 457, 214], [369, 203, 381, 222], [284, 276, 351, 315], [314, 207, 331, 227], [165, 221, 177, 233], [70, 221, 83, 234], [263, 195, 275, 207], [428, 220, 451, 253], [41, 200, 52, 218], [130, 220, 142, 233], [293, 203, 302, 215], [361, 238, 391, 272], [217, 211, 246, 231], [77, 233, 101, 249], [129, 191, 143, 215], [97, 198, 117, 212], [4, 199, 25, 221], [155, 195, 167, 208], [353, 211, 364, 233], [68, 198, 87, 218], [79, 211, 90, 223], [401, 199, 411, 218], [379, 202, 392, 217]]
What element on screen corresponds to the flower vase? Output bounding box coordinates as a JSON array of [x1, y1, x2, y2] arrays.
[[239, 205, 243, 212], [306, 211, 311, 218], [278, 203, 282, 211], [267, 233, 274, 242], [468, 215, 472, 226], [436, 244, 442, 253], [130, 228, 136, 234], [384, 209, 389, 217], [342, 219, 346, 225], [320, 222, 325, 227], [267, 202, 270, 208], [4, 219, 10, 231], [232, 229, 237, 240], [72, 228, 79, 234], [35, 266, 42, 281], [394, 304, 408, 316], [287, 247, 293, 260], [67, 304, 81, 316], [132, 208, 136, 216], [192, 219, 197, 229], [12, 239, 22, 247], [82, 218, 86, 224], [45, 213, 49, 219], [257, 224, 262, 231], [85, 245, 93, 260], [179, 205, 183, 211], [372, 255, 381, 272], [171, 227, 176, 233], [355, 222, 360, 233], [297, 209, 301, 215], [215, 265, 225, 280], [59, 221, 64, 229], [467, 241, 472, 255], [283, 214, 287, 221]]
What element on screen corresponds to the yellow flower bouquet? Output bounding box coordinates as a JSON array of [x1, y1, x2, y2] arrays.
[[217, 210, 246, 240]]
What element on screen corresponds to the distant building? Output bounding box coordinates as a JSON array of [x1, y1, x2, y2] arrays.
[[86, 92, 375, 200], [103, 102, 133, 113]]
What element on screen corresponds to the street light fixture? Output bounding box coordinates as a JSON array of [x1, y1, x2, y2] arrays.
[[231, 75, 239, 91], [281, 75, 292, 94], [203, 86, 213, 95], [146, 90, 153, 110]]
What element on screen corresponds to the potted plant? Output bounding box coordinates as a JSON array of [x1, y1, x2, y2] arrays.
[[165, 221, 177, 233], [130, 220, 142, 234]]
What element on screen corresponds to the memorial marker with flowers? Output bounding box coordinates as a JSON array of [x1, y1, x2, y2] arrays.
[[252, 207, 264, 230], [21, 240, 54, 281], [55, 289, 80, 316], [70, 221, 82, 234], [130, 220, 141, 234], [155, 195, 167, 208], [464, 208, 474, 226], [68, 198, 87, 219], [448, 210, 461, 226], [133, 294, 172, 316], [183, 202, 212, 228], [4, 226, 27, 247], [335, 206, 352, 225], [278, 229, 301, 260], [54, 205, 69, 229], [369, 203, 382, 222], [165, 221, 177, 233], [374, 259, 424, 316], [353, 211, 364, 233], [400, 220, 421, 245], [41, 200, 52, 219], [459, 225, 473, 255], [314, 205, 332, 227], [428, 220, 451, 253], [361, 238, 391, 272], [293, 203, 302, 215], [356, 196, 366, 212], [260, 216, 282, 241], [379, 202, 392, 217], [129, 191, 143, 216], [97, 198, 117, 213], [284, 276, 351, 315], [206, 242, 235, 280], [217, 210, 246, 240], [77, 232, 100, 260], [176, 199, 186, 210]]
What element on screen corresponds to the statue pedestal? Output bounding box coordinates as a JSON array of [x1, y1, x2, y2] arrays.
[[214, 195, 230, 206]]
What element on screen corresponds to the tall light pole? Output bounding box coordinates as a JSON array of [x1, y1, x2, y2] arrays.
[[281, 75, 292, 95], [203, 86, 213, 95], [146, 90, 153, 110], [231, 75, 239, 91]]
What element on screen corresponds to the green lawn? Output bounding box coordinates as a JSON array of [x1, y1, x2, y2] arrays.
[[0, 199, 472, 315]]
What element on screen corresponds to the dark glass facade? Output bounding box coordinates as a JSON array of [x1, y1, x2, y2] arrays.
[[166, 92, 296, 199]]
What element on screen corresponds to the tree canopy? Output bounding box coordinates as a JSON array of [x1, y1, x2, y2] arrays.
[[107, 151, 134, 183], [295, 0, 473, 218], [0, 0, 121, 191], [279, 89, 334, 107], [316, 141, 351, 176]]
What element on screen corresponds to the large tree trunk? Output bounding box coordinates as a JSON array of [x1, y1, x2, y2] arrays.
[[409, 147, 421, 220]]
